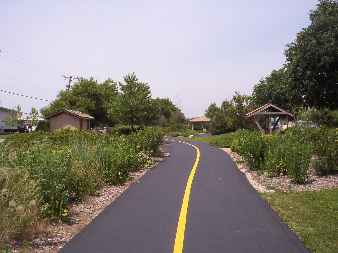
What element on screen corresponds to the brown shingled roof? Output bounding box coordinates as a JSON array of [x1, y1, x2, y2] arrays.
[[46, 109, 94, 120]]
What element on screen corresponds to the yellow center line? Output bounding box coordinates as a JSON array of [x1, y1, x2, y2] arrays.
[[172, 142, 201, 253]]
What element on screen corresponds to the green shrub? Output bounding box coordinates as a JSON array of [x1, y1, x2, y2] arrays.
[[0, 128, 161, 222], [0, 168, 39, 246], [231, 129, 313, 183], [96, 138, 148, 185], [283, 127, 338, 176], [263, 135, 288, 176], [35, 120, 49, 132], [130, 127, 164, 155], [111, 125, 141, 135], [311, 128, 338, 175], [285, 138, 312, 184], [231, 130, 266, 170], [26, 147, 73, 219]]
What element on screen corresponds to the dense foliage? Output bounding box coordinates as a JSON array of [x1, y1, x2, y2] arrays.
[[42, 73, 185, 129], [0, 128, 163, 247], [285, 0, 338, 109], [296, 108, 338, 127], [251, 68, 293, 110], [42, 78, 120, 126], [197, 127, 338, 184], [251, 0, 338, 112], [205, 93, 254, 134]]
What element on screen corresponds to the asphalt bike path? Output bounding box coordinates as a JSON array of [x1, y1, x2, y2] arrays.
[[61, 139, 308, 253]]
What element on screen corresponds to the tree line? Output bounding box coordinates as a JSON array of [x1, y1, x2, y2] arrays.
[[42, 73, 185, 129], [206, 0, 338, 134]]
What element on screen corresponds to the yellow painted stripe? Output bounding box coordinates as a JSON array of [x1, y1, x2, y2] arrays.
[[172, 143, 201, 253]]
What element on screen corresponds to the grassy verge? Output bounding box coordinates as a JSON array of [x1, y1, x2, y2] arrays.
[[192, 131, 239, 147], [262, 189, 338, 253], [167, 128, 200, 137]]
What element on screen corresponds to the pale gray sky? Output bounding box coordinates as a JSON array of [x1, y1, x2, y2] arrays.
[[1, 0, 318, 117]]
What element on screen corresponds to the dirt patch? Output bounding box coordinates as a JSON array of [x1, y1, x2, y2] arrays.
[[222, 148, 338, 193]]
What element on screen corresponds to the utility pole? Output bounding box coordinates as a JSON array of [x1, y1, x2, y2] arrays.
[[62, 75, 80, 90]]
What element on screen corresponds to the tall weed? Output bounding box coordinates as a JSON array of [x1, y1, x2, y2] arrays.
[[231, 130, 266, 170], [0, 168, 39, 246]]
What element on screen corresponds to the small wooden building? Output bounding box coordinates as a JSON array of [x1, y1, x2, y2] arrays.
[[189, 116, 210, 131], [46, 109, 94, 132], [245, 103, 294, 134]]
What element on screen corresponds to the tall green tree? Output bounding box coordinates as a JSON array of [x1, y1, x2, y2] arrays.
[[42, 78, 119, 126], [206, 93, 253, 134], [154, 98, 185, 127], [118, 73, 158, 128], [205, 103, 219, 119], [231, 92, 254, 128], [285, 0, 338, 109], [252, 68, 295, 110], [205, 103, 228, 134]]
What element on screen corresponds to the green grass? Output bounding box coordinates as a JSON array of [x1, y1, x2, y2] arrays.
[[192, 131, 239, 147], [0, 134, 14, 140], [262, 189, 338, 253], [168, 129, 200, 137]]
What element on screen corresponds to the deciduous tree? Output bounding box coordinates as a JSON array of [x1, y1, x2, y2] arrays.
[[285, 0, 338, 109]]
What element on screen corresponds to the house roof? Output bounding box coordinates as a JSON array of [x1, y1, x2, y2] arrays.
[[46, 109, 94, 120], [245, 103, 294, 118], [189, 116, 211, 123]]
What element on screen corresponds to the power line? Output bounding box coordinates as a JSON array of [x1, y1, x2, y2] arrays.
[[0, 89, 50, 102]]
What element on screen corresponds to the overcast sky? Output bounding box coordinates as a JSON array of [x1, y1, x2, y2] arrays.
[[1, 0, 318, 117]]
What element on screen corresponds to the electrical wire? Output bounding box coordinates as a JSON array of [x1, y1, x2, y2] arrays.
[[0, 89, 50, 102]]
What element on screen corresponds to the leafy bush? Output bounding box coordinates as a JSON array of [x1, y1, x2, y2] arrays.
[[0, 128, 162, 223], [311, 128, 338, 175], [283, 137, 312, 184], [264, 133, 313, 183], [231, 130, 267, 170], [35, 120, 49, 132], [129, 127, 164, 155], [196, 126, 335, 183], [97, 138, 147, 185], [0, 168, 39, 246], [230, 128, 313, 183], [111, 125, 143, 135], [263, 135, 288, 176]]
